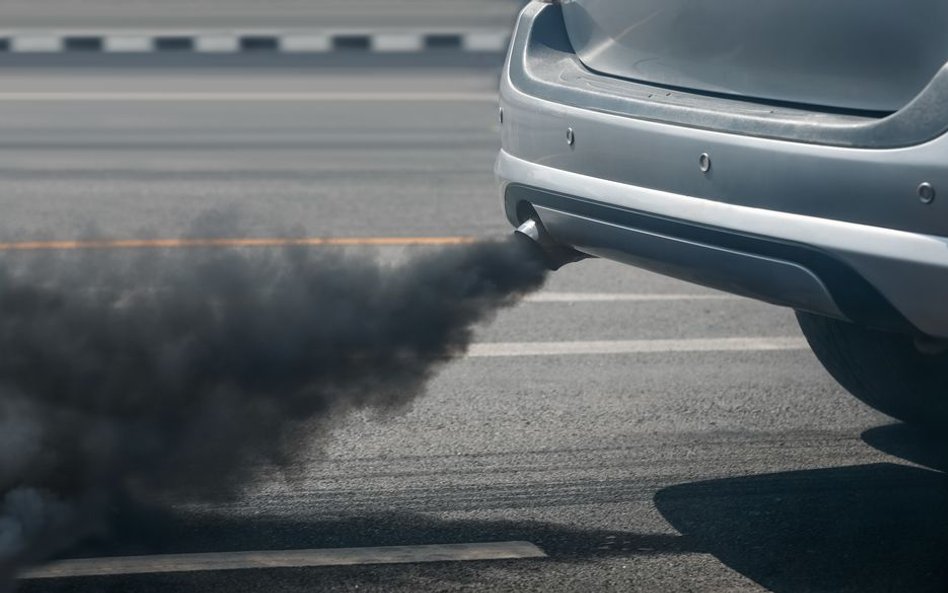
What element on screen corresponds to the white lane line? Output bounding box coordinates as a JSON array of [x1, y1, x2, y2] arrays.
[[20, 541, 546, 579], [0, 92, 497, 102], [468, 337, 809, 357], [524, 292, 739, 303]]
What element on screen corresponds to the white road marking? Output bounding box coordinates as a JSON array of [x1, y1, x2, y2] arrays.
[[372, 33, 424, 52], [103, 36, 154, 52], [10, 36, 64, 52], [194, 34, 240, 53], [0, 92, 497, 102], [467, 337, 809, 357], [279, 34, 332, 53], [20, 541, 546, 579], [524, 292, 739, 303], [463, 31, 511, 52]]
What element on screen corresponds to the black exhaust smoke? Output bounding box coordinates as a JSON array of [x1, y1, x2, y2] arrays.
[[0, 233, 552, 584]]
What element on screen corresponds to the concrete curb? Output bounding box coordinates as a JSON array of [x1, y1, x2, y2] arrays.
[[0, 30, 511, 54]]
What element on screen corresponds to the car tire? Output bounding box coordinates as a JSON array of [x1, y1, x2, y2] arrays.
[[795, 311, 948, 431]]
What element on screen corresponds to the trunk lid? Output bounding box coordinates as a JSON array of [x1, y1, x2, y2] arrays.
[[561, 0, 948, 113]]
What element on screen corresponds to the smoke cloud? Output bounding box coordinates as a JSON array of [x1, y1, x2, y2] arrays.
[[0, 235, 548, 584]]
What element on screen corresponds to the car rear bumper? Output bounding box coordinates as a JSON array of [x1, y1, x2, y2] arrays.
[[497, 2, 948, 339]]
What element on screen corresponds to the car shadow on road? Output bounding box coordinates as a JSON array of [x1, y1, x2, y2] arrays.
[[654, 423, 948, 593]]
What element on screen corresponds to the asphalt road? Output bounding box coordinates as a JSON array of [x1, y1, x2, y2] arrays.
[[0, 0, 525, 30], [3, 69, 947, 593]]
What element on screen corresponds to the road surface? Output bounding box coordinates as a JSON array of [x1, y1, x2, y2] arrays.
[[2, 68, 945, 593]]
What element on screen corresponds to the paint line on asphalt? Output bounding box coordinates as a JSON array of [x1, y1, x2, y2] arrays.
[[0, 236, 476, 251], [20, 541, 546, 579], [525, 292, 739, 303], [467, 337, 809, 357], [0, 92, 497, 102]]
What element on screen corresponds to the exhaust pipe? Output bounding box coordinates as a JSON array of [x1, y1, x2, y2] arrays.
[[514, 218, 589, 271]]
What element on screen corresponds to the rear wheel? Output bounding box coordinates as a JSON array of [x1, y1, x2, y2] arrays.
[[795, 311, 948, 431]]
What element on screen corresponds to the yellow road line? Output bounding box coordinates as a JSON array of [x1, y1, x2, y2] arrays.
[[0, 236, 476, 251]]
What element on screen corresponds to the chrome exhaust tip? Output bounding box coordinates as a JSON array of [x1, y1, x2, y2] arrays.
[[514, 219, 544, 244], [514, 218, 589, 271]]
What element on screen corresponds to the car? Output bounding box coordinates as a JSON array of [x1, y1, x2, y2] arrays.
[[499, 0, 948, 429]]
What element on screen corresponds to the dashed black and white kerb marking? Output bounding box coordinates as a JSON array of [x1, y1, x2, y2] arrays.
[[0, 30, 510, 54]]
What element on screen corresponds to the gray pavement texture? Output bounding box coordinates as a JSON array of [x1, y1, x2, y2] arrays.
[[0, 0, 527, 30], [3, 70, 947, 593]]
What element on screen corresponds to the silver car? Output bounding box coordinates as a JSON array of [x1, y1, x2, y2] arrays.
[[499, 0, 948, 429]]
